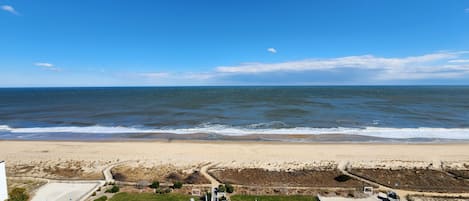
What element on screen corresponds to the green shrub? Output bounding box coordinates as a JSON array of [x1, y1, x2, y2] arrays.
[[105, 185, 120, 193], [150, 181, 160, 189], [93, 195, 107, 201], [225, 183, 234, 193], [8, 188, 29, 201], [155, 188, 172, 194], [218, 184, 226, 192], [173, 181, 183, 189], [91, 192, 96, 196]]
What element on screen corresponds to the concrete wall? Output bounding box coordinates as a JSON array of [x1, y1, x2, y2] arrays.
[[0, 161, 7, 201]]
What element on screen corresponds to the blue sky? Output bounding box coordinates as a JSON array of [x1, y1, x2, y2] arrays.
[[1, 0, 469, 86]]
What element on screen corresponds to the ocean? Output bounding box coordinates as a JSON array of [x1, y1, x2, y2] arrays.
[[0, 86, 468, 140]]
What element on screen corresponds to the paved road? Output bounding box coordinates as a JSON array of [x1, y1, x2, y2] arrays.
[[31, 182, 101, 201], [24, 161, 126, 201]]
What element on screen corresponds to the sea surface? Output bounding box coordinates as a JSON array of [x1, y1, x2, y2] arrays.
[[1, 86, 469, 140]]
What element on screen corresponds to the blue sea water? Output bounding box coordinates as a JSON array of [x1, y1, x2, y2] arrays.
[[0, 86, 468, 140]]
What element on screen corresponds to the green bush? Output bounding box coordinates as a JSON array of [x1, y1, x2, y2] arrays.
[[225, 183, 234, 193], [93, 195, 107, 201], [150, 181, 160, 189], [8, 188, 29, 201], [172, 181, 183, 189], [217, 184, 226, 192], [92, 192, 96, 196], [155, 188, 172, 194], [105, 185, 120, 193]]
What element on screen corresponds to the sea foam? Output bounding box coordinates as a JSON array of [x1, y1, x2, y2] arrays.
[[1, 125, 468, 139]]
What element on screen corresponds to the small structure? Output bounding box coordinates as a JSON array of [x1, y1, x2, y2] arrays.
[[0, 161, 7, 201], [363, 187, 373, 195], [191, 188, 201, 196]]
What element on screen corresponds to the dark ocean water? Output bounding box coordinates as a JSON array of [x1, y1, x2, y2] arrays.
[[1, 86, 469, 139]]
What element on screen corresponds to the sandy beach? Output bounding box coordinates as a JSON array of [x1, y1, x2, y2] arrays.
[[3, 140, 469, 200], [2, 140, 469, 170]]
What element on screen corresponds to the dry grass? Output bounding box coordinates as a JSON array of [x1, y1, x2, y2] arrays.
[[111, 164, 209, 184], [210, 168, 367, 188], [7, 179, 47, 194], [6, 160, 104, 180], [351, 169, 469, 193]]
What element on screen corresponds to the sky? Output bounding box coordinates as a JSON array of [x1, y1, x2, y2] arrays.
[[1, 0, 469, 86]]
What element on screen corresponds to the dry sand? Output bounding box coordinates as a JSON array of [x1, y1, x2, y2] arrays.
[[2, 140, 469, 171]]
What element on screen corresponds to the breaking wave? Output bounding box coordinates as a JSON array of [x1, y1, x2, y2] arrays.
[[1, 124, 469, 139]]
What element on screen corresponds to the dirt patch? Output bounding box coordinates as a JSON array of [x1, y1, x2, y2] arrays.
[[111, 165, 209, 184], [351, 169, 469, 193], [210, 168, 367, 188]]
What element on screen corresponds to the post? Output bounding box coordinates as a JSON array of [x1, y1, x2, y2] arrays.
[[0, 161, 8, 201]]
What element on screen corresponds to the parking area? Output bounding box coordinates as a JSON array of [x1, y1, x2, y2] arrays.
[[31, 182, 100, 201]]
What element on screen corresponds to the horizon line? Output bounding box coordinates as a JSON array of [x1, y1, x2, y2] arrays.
[[1, 84, 469, 89]]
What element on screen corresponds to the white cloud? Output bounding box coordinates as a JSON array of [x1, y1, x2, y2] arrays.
[[1, 5, 19, 15], [449, 59, 469, 63], [267, 48, 277, 54], [465, 8, 469, 13], [138, 72, 170, 79], [34, 62, 54, 67], [34, 62, 61, 71], [139, 72, 216, 81], [216, 51, 469, 80]]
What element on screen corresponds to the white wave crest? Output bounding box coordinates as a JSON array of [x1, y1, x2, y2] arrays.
[[0, 124, 469, 139]]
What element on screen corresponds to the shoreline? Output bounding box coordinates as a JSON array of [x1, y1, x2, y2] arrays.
[[2, 133, 469, 143]]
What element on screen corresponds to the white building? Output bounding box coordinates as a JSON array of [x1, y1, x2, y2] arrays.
[[0, 161, 7, 201]]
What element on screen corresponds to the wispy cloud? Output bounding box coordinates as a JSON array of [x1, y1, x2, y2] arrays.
[[267, 48, 277, 54], [1, 5, 19, 15], [34, 62, 54, 67], [34, 62, 61, 72], [449, 59, 469, 63], [138, 72, 216, 81], [465, 8, 469, 13], [216, 51, 469, 80], [125, 51, 469, 85], [138, 72, 170, 79]]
